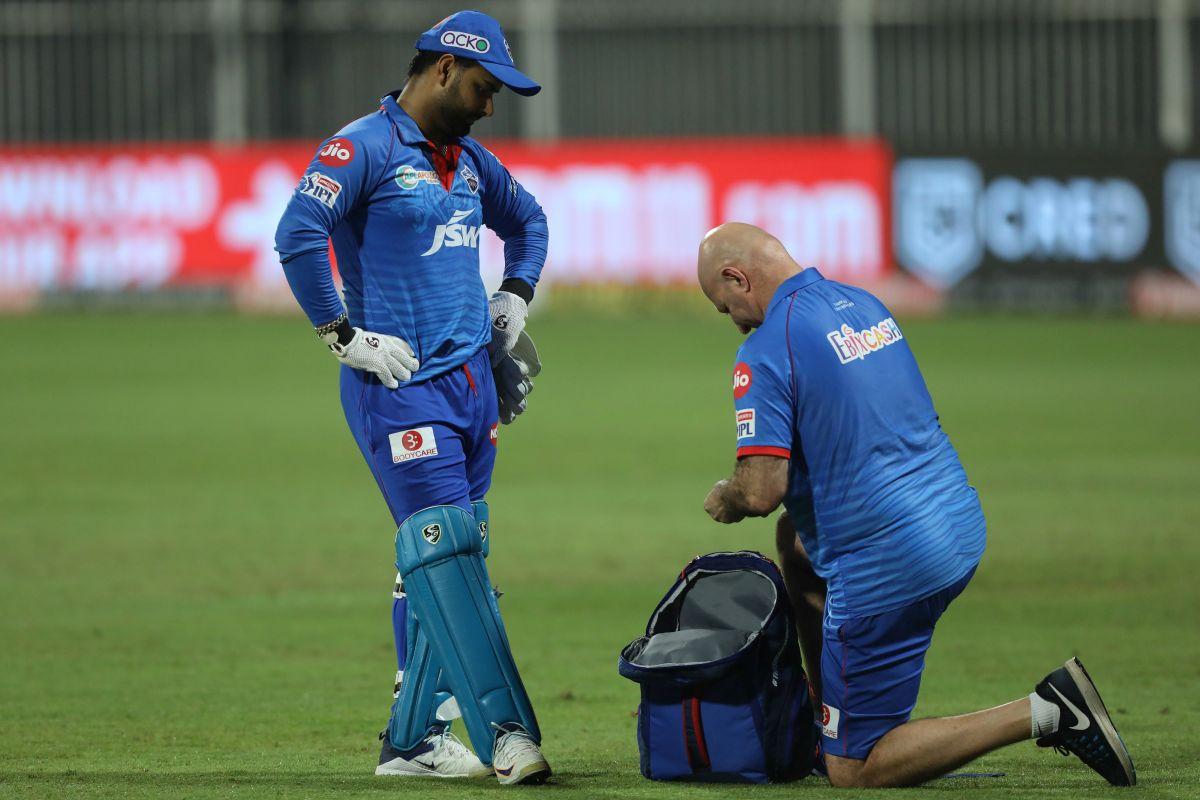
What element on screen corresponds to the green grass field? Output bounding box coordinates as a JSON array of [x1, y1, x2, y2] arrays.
[[2, 310, 1198, 799]]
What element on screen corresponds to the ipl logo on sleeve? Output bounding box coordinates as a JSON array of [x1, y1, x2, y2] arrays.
[[389, 427, 439, 463], [297, 173, 342, 209], [736, 409, 756, 440]]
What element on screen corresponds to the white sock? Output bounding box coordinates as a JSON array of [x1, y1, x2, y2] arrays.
[[1030, 692, 1061, 739]]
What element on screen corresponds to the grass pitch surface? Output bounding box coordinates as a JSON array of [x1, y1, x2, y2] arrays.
[[1, 310, 1198, 799]]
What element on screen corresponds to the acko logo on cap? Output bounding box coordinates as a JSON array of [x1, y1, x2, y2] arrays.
[[440, 30, 491, 53]]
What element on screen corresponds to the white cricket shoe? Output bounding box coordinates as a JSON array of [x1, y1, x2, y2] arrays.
[[492, 727, 552, 785], [375, 729, 491, 778]]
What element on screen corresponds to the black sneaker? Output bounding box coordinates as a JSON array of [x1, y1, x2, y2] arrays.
[[1035, 657, 1136, 786]]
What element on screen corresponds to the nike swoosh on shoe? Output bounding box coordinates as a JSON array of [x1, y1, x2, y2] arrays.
[[1050, 684, 1091, 731]]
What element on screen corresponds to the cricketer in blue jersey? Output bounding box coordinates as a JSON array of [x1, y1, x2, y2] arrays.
[[274, 11, 551, 785], [698, 223, 1135, 788]]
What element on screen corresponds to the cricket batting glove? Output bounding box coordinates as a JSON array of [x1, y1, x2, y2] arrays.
[[329, 328, 419, 389], [487, 290, 529, 366], [494, 330, 541, 425]]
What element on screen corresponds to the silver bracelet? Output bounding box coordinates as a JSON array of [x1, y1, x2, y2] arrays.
[[314, 312, 348, 340]]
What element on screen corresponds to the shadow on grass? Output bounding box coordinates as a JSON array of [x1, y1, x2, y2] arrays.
[[0, 769, 656, 799]]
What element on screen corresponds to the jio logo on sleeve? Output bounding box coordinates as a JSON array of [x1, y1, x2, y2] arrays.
[[318, 137, 355, 167], [733, 362, 753, 399]]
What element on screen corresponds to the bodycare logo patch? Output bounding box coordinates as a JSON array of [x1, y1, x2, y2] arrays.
[[736, 408, 756, 440], [821, 704, 840, 740], [732, 362, 753, 399], [827, 317, 904, 365], [440, 30, 491, 54], [390, 427, 439, 463], [318, 137, 355, 167]]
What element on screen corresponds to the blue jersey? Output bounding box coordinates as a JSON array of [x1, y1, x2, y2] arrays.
[[275, 93, 548, 382], [733, 269, 985, 621]]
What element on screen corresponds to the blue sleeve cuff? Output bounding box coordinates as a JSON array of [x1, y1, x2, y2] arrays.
[[280, 249, 345, 327]]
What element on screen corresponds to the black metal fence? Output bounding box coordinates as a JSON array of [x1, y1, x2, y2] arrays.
[[0, 0, 1190, 150]]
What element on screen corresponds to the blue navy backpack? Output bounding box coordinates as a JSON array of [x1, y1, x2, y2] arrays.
[[618, 551, 817, 783]]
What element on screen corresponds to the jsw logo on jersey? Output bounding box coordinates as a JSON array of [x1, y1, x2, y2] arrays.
[[421, 208, 481, 256]]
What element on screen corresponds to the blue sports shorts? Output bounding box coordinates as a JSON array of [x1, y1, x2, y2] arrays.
[[818, 567, 976, 760], [339, 346, 498, 526]]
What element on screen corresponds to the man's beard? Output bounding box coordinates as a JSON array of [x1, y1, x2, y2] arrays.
[[440, 88, 477, 138]]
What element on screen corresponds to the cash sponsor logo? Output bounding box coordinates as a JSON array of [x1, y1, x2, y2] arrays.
[[826, 317, 904, 364], [489, 421, 499, 445], [390, 426, 439, 463], [297, 172, 342, 208], [736, 408, 755, 440], [395, 164, 439, 190], [422, 208, 480, 256], [732, 362, 752, 399], [318, 137, 354, 167], [440, 30, 491, 53]]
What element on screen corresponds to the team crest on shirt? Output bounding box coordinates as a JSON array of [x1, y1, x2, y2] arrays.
[[736, 409, 756, 439], [389, 427, 439, 463], [826, 317, 904, 365], [821, 704, 840, 739], [460, 164, 480, 194]]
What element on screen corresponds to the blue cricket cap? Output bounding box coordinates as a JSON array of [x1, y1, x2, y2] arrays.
[[415, 10, 541, 97]]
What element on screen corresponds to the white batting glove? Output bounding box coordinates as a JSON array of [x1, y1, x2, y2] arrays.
[[493, 330, 542, 425], [330, 328, 419, 389], [487, 290, 529, 366]]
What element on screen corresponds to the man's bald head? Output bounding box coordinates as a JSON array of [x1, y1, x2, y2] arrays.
[[697, 223, 802, 335]]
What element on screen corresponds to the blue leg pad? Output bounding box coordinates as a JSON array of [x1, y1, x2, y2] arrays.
[[386, 605, 445, 751], [473, 500, 490, 559], [396, 505, 540, 764]]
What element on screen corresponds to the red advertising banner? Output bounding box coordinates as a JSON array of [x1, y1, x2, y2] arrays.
[[0, 138, 891, 293]]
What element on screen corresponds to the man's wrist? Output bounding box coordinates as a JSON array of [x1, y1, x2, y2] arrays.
[[315, 313, 355, 347], [498, 279, 534, 304], [720, 479, 749, 516]]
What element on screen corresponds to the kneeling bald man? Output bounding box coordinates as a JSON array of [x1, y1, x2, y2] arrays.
[[697, 223, 1135, 788]]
